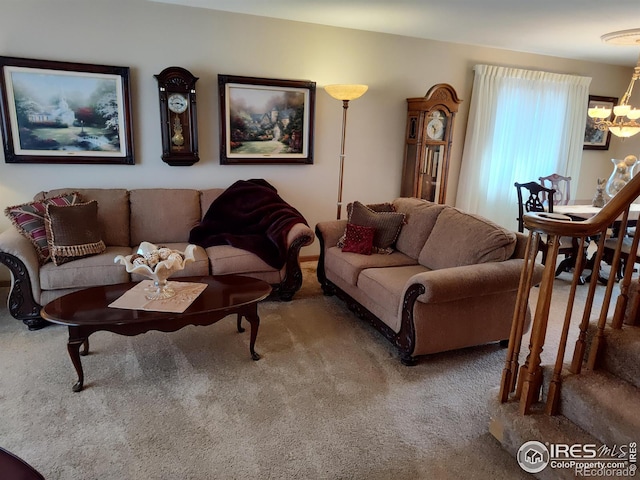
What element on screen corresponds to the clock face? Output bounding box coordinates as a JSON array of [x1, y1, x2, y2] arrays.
[[167, 93, 189, 114], [426, 111, 446, 140]]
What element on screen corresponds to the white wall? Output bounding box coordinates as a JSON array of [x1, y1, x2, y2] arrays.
[[1, 0, 639, 282]]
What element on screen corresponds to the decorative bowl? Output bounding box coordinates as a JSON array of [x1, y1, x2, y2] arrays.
[[114, 241, 197, 300]]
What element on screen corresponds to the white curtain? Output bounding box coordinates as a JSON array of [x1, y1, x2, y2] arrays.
[[456, 65, 592, 231]]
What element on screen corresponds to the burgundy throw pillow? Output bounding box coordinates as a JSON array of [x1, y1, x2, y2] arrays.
[[342, 223, 375, 255]]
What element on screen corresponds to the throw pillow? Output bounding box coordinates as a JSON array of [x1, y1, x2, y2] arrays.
[[345, 201, 395, 218], [341, 223, 375, 255], [4, 192, 82, 263], [349, 201, 405, 254], [44, 200, 106, 266]]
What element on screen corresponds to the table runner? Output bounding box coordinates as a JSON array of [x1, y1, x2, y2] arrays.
[[108, 280, 207, 313]]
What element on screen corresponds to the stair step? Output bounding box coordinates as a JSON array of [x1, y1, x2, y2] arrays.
[[597, 325, 640, 389], [559, 369, 640, 446], [488, 387, 600, 480]]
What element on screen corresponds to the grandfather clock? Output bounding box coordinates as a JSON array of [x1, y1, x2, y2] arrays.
[[400, 84, 462, 203]]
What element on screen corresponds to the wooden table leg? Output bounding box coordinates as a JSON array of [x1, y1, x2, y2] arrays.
[[67, 326, 87, 392], [243, 308, 261, 361]]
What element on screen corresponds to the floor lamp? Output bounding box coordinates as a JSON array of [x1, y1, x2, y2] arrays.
[[324, 84, 368, 219]]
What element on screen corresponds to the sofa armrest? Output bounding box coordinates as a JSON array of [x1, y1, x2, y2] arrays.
[[286, 222, 315, 249], [0, 227, 44, 327], [404, 259, 543, 304], [273, 223, 314, 301], [315, 220, 347, 249]]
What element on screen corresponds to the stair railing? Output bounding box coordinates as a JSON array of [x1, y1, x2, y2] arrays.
[[499, 172, 640, 415]]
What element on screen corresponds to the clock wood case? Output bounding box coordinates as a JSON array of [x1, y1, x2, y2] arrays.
[[155, 66, 199, 166], [400, 83, 461, 204]]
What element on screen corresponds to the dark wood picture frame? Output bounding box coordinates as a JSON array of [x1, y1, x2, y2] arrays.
[[0, 56, 134, 164], [218, 75, 315, 165], [583, 94, 617, 151]]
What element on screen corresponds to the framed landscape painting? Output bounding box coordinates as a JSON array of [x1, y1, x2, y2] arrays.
[[0, 56, 134, 164], [218, 74, 315, 164], [583, 94, 617, 151]]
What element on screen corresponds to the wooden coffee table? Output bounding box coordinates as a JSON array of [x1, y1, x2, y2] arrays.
[[41, 275, 272, 392]]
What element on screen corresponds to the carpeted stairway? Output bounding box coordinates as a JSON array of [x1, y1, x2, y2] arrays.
[[488, 276, 640, 480]]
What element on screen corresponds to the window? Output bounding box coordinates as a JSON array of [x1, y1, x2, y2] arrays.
[[456, 65, 591, 230]]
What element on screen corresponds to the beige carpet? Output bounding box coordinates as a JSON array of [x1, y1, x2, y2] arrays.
[[0, 262, 600, 480]]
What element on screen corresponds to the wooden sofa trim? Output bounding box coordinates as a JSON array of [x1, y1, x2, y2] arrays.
[[0, 252, 46, 330]]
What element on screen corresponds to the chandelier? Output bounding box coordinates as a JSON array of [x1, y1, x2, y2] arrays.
[[588, 28, 640, 138]]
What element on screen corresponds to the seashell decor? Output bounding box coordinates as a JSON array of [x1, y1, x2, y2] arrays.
[[114, 241, 197, 300]]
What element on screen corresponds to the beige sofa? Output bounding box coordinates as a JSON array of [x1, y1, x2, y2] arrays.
[[316, 198, 543, 365], [0, 185, 314, 330]]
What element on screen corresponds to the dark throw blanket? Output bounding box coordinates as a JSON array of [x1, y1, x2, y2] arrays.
[[189, 179, 308, 269]]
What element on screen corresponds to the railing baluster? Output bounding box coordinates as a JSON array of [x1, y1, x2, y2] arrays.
[[612, 208, 640, 329], [545, 236, 587, 415], [518, 233, 560, 414], [587, 228, 624, 370], [500, 231, 539, 402]]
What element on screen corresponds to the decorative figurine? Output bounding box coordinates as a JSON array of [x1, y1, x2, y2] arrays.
[[592, 178, 606, 208]]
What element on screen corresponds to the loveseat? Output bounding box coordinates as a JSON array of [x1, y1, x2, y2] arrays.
[[0, 180, 314, 330], [316, 198, 543, 365]]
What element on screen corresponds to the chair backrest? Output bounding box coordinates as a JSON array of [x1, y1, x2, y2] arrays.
[[539, 173, 571, 206], [515, 181, 556, 233]]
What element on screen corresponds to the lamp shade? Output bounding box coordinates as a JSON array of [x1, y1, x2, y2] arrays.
[[324, 84, 368, 101]]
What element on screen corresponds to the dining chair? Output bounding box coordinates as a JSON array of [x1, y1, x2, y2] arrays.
[[514, 181, 555, 233], [515, 181, 577, 275], [539, 173, 571, 206]]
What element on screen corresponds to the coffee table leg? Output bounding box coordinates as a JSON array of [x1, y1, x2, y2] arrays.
[[244, 311, 261, 361], [67, 327, 86, 392], [236, 314, 245, 333]]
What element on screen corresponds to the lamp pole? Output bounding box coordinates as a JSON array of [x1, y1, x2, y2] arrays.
[[336, 99, 349, 220], [324, 84, 368, 220]]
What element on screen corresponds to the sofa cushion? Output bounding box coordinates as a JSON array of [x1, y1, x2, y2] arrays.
[[130, 189, 201, 245], [357, 264, 430, 332], [44, 201, 106, 266], [40, 246, 131, 290], [325, 246, 417, 286], [348, 201, 405, 253], [206, 245, 281, 275], [5, 192, 82, 264], [393, 199, 447, 259], [342, 223, 375, 255], [418, 207, 517, 270], [199, 189, 225, 220], [40, 188, 130, 247]]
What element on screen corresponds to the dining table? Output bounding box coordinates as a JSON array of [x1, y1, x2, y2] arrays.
[[551, 202, 640, 283], [553, 203, 640, 222]]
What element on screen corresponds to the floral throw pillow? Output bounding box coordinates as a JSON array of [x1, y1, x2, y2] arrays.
[[4, 192, 82, 264], [342, 223, 375, 255]]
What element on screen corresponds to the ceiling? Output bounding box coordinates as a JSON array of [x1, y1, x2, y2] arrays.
[[150, 0, 640, 67]]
